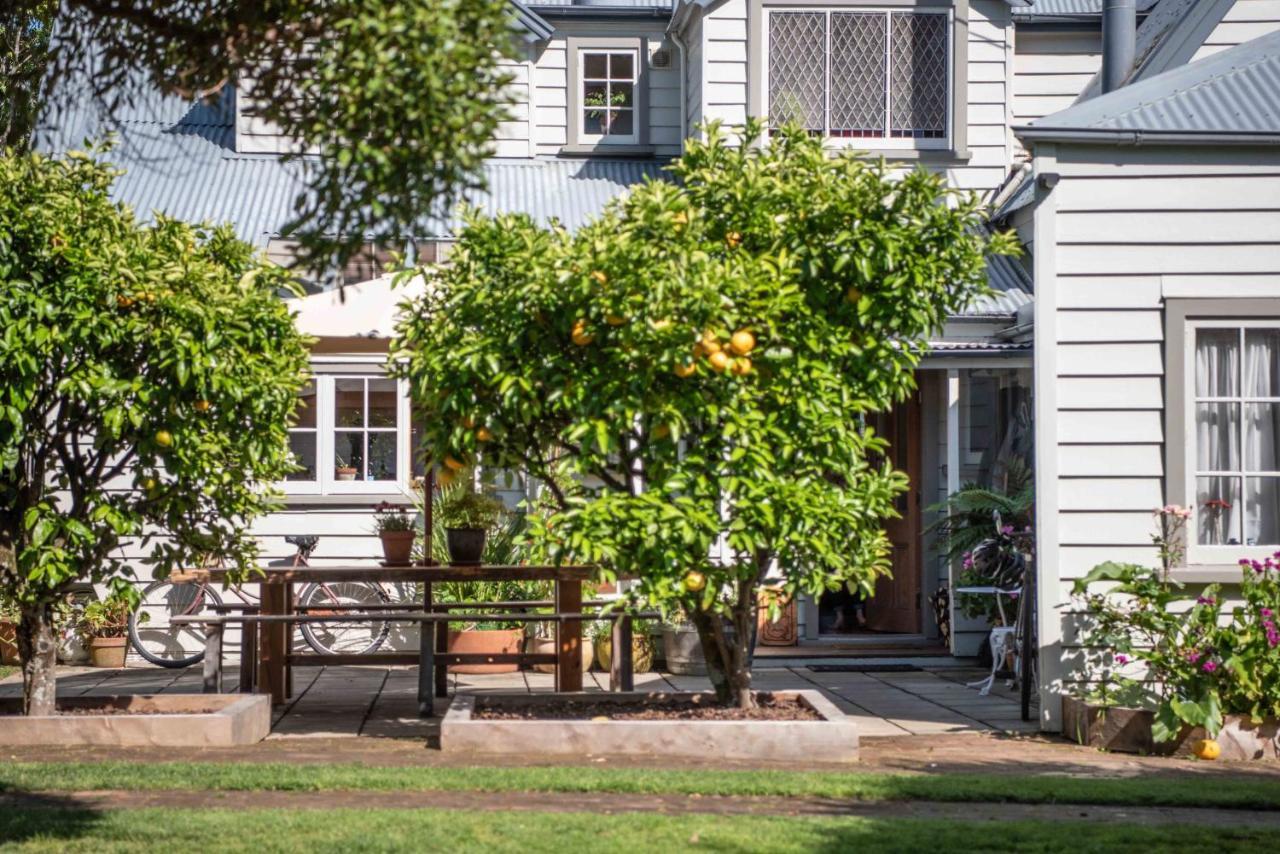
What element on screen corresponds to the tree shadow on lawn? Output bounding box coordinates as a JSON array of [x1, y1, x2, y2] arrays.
[[0, 791, 105, 845]]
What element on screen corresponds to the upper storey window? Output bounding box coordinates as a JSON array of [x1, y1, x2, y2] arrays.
[[765, 9, 949, 146], [580, 50, 639, 145]]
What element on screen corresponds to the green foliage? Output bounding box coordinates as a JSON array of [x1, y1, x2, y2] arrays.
[[77, 594, 133, 640], [1073, 548, 1280, 741], [0, 146, 311, 608], [436, 487, 506, 532], [371, 502, 414, 534], [0, 3, 51, 149], [926, 458, 1034, 564], [393, 121, 1019, 703], [33, 0, 517, 268]]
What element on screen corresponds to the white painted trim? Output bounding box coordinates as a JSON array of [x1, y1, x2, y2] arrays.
[[1163, 276, 1280, 299], [1031, 145, 1062, 732], [945, 368, 961, 652]]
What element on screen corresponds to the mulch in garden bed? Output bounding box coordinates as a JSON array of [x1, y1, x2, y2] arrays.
[[474, 694, 822, 722]]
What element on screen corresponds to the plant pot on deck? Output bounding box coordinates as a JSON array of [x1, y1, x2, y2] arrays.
[[447, 628, 524, 674], [88, 636, 128, 668], [0, 621, 17, 665], [595, 633, 654, 674], [378, 530, 416, 565], [446, 528, 486, 565], [526, 635, 594, 674]]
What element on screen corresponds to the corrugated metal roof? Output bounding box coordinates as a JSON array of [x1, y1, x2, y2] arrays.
[[510, 0, 556, 41], [1019, 29, 1280, 141], [1014, 0, 1159, 18], [973, 251, 1034, 315]]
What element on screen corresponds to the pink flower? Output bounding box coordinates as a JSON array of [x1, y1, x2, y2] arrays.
[[1262, 608, 1274, 618], [1115, 654, 1129, 665], [1186, 650, 1203, 664], [1197, 596, 1216, 605], [1202, 660, 1218, 673]]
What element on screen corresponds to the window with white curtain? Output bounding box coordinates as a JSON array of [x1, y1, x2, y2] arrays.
[[1192, 324, 1280, 548]]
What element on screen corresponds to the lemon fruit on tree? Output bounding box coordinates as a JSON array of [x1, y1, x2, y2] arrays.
[[394, 121, 1017, 708]]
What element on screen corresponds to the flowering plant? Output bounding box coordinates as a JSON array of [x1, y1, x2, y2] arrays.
[[1072, 507, 1280, 741], [372, 502, 414, 534]]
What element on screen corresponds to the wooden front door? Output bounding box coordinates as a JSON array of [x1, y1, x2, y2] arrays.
[[864, 391, 922, 634]]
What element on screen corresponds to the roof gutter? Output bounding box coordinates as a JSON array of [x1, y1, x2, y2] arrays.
[[1014, 127, 1280, 146], [535, 6, 674, 19]]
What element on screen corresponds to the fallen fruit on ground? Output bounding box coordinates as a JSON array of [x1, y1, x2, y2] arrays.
[[1193, 739, 1221, 760]]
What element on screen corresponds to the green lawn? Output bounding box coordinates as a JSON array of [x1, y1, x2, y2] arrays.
[[0, 664, 17, 680], [1, 807, 1276, 853], [4, 762, 1278, 811]]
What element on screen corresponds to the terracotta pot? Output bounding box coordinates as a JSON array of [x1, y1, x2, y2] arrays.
[[88, 636, 128, 668], [379, 530, 415, 565], [526, 635, 594, 674], [446, 528, 486, 565], [336, 466, 358, 481], [447, 628, 523, 674], [595, 633, 654, 673], [756, 588, 798, 646], [0, 621, 17, 665]]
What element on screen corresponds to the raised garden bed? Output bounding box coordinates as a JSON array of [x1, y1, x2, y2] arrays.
[[442, 690, 857, 762], [0, 694, 271, 747], [1063, 696, 1280, 761]]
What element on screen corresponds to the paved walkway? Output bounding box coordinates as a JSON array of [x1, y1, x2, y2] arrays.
[[0, 660, 1038, 741]]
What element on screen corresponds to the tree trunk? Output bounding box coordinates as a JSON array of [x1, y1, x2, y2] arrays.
[[690, 597, 759, 710], [17, 602, 58, 716]]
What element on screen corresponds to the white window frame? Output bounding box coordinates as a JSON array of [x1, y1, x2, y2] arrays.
[[279, 360, 412, 498], [762, 6, 952, 150], [1184, 319, 1280, 565], [577, 48, 641, 146]]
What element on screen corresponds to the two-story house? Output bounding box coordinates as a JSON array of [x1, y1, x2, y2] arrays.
[[40, 0, 1280, 729]]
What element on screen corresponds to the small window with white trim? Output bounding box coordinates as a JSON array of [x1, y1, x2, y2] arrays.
[[579, 50, 639, 144], [1189, 323, 1280, 551], [764, 7, 950, 147], [281, 370, 411, 496]]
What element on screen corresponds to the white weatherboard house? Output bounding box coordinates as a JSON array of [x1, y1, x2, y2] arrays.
[[40, 0, 1280, 731]]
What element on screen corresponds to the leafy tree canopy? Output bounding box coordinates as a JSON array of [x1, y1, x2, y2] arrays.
[[22, 0, 517, 267], [0, 146, 311, 713], [394, 121, 1020, 707], [0, 2, 52, 148]]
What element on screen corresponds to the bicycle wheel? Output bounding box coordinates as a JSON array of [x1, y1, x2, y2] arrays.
[[1018, 567, 1037, 722], [129, 580, 223, 668], [297, 582, 392, 656]]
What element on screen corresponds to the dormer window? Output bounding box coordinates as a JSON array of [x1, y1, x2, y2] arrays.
[[764, 8, 950, 147], [581, 50, 639, 144]]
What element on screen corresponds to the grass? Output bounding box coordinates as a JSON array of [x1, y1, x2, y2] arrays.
[[1, 806, 1277, 853], [3, 762, 1278, 811], [0, 664, 17, 680]]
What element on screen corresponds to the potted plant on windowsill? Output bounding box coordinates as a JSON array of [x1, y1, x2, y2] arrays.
[[437, 486, 505, 566], [335, 454, 358, 481], [373, 502, 416, 565], [78, 595, 133, 668]]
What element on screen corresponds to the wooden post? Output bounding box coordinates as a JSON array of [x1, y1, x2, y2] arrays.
[[202, 621, 223, 694], [284, 581, 294, 699], [555, 579, 583, 692], [419, 585, 435, 716], [435, 617, 449, 699], [258, 583, 287, 705], [239, 620, 257, 694], [608, 615, 635, 692]]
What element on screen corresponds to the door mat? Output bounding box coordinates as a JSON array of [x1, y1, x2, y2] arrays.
[[807, 664, 922, 673]]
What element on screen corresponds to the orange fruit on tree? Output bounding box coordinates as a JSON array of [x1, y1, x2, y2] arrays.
[[1193, 739, 1221, 760], [571, 320, 594, 347], [650, 318, 673, 331], [606, 314, 627, 326], [701, 330, 722, 354], [846, 286, 862, 304], [683, 571, 706, 593], [154, 430, 174, 448], [436, 468, 455, 488], [444, 456, 467, 471], [708, 351, 731, 373], [193, 400, 211, 412], [590, 270, 608, 285], [674, 361, 696, 378], [725, 231, 742, 248], [475, 427, 493, 442], [729, 330, 755, 356], [652, 424, 671, 440], [116, 295, 135, 309], [730, 357, 752, 376], [672, 210, 688, 226], [461, 416, 476, 429]]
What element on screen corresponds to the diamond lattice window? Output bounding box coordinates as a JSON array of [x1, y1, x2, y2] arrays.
[[767, 9, 949, 143]]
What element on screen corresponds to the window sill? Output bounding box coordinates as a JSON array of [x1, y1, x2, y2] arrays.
[[280, 493, 416, 508], [559, 143, 656, 158], [1171, 565, 1252, 584]]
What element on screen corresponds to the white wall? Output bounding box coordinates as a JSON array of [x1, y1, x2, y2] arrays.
[[1012, 29, 1100, 131], [1033, 143, 1280, 727], [1193, 0, 1280, 60]]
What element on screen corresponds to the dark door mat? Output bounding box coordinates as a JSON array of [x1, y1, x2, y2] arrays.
[[807, 664, 922, 673]]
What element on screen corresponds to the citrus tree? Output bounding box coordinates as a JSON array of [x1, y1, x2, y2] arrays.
[[0, 148, 310, 714], [394, 122, 1017, 707]]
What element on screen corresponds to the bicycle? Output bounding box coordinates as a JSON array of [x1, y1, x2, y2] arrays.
[[128, 535, 392, 667], [1015, 555, 1038, 722]]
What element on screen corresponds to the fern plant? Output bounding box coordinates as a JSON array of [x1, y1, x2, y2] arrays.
[[925, 458, 1034, 563]]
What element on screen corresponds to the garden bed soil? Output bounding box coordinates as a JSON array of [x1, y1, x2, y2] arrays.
[[443, 690, 857, 762], [1063, 696, 1280, 761], [0, 694, 270, 746], [475, 694, 821, 722]]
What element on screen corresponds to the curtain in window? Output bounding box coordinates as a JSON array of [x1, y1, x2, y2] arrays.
[[1195, 330, 1242, 544], [1246, 330, 1280, 544]]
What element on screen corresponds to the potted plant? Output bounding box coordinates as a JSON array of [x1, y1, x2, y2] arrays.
[[436, 485, 505, 565], [435, 578, 550, 674], [335, 454, 358, 481], [525, 624, 594, 675], [78, 594, 133, 668], [373, 502, 416, 565], [0, 595, 18, 665], [591, 618, 654, 673]]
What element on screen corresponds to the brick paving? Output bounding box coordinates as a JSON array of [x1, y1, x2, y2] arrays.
[[0, 659, 1038, 741]]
